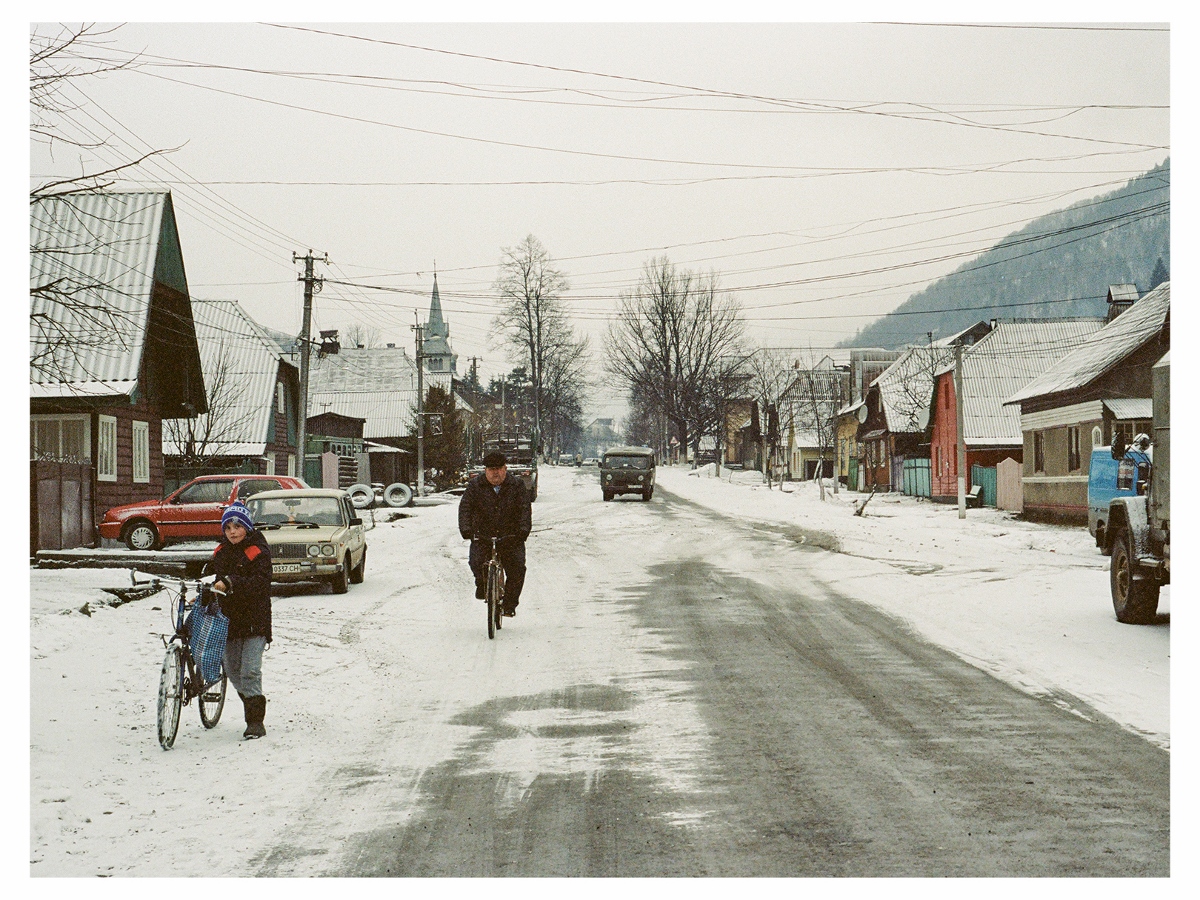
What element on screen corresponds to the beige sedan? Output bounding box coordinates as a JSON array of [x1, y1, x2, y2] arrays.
[[244, 488, 367, 594]]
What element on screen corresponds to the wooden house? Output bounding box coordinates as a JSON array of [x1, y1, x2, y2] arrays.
[[30, 192, 206, 551], [1005, 282, 1169, 523], [928, 319, 1104, 504], [161, 299, 300, 491]]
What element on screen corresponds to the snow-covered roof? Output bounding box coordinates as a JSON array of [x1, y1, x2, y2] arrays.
[[942, 319, 1106, 446], [873, 346, 955, 433], [1006, 282, 1170, 406], [30, 191, 200, 399], [1103, 398, 1152, 420], [308, 389, 418, 440], [162, 300, 291, 457]]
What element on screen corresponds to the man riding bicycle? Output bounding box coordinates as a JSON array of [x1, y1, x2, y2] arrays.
[[459, 451, 532, 617]]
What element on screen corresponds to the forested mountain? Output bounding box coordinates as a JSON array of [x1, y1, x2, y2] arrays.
[[842, 160, 1170, 350]]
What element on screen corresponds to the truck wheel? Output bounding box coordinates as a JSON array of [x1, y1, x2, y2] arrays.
[[1110, 527, 1159, 624], [347, 484, 374, 509], [383, 483, 413, 508], [602, 489, 613, 502]]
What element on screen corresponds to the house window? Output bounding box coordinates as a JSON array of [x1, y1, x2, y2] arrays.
[[276, 381, 285, 411], [132, 420, 150, 483], [1067, 426, 1081, 472], [30, 414, 90, 463], [1112, 419, 1152, 446], [1033, 430, 1045, 474], [264, 455, 276, 476], [97, 416, 117, 482], [287, 453, 296, 477]]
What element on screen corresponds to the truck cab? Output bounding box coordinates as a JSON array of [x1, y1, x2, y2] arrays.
[[1087, 442, 1151, 554]]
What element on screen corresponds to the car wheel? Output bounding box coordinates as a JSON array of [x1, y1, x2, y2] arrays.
[[124, 520, 159, 551], [349, 547, 366, 584], [330, 554, 350, 594], [1110, 527, 1159, 624]]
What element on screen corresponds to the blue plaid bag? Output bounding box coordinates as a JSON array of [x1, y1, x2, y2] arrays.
[[187, 598, 229, 688]]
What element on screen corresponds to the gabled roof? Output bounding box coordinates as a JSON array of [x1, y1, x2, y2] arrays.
[[938, 319, 1106, 446], [162, 300, 292, 457], [30, 191, 203, 403], [873, 346, 955, 433], [1006, 282, 1170, 406], [305, 347, 453, 438]]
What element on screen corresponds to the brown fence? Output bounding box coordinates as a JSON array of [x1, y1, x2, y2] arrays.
[[30, 460, 95, 554]]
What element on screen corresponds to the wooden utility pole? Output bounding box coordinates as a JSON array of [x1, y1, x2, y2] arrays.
[[293, 250, 327, 481], [413, 317, 425, 496], [954, 341, 967, 519]]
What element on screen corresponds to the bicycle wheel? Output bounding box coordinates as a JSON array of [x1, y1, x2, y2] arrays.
[[157, 644, 185, 750], [486, 563, 498, 639], [495, 569, 505, 631], [198, 665, 227, 728]]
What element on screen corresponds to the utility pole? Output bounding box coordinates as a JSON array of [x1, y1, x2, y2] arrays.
[[954, 341, 967, 519], [293, 250, 328, 482], [413, 316, 425, 497]]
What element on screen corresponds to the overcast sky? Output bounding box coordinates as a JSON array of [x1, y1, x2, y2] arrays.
[[27, 15, 1170, 420]]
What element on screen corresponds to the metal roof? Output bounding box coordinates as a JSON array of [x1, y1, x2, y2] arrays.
[[162, 300, 290, 457], [30, 192, 181, 394], [873, 346, 955, 433], [1007, 282, 1169, 405], [946, 320, 1105, 446], [1103, 398, 1153, 420]]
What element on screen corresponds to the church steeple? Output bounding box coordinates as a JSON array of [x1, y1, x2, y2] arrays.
[[421, 269, 457, 375]]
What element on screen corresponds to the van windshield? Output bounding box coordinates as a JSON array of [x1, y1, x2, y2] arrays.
[[604, 455, 652, 469]]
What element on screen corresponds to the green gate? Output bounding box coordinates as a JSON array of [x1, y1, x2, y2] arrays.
[[970, 464, 998, 507]]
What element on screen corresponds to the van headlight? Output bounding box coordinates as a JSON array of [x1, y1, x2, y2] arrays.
[[637, 475, 644, 482]]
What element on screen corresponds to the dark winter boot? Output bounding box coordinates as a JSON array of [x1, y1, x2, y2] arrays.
[[244, 696, 267, 739]]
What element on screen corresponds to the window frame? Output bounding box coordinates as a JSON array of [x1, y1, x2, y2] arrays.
[[132, 420, 150, 483], [1067, 426, 1081, 473], [1033, 430, 1046, 474], [30, 413, 91, 463], [97, 415, 118, 482]]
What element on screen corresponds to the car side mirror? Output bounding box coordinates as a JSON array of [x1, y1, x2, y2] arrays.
[[350, 516, 362, 526]]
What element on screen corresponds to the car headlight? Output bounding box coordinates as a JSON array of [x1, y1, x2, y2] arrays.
[[321, 544, 336, 557], [307, 544, 322, 557]]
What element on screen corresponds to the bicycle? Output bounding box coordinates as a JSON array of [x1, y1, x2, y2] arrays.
[[135, 572, 229, 749], [482, 536, 506, 640]]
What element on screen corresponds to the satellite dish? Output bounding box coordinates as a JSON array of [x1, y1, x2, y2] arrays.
[[857, 405, 868, 423], [917, 407, 930, 430]]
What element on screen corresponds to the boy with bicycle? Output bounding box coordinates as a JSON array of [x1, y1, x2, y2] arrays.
[[458, 451, 532, 617], [209, 501, 273, 739]]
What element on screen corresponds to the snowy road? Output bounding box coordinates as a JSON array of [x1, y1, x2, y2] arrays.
[[29, 465, 1169, 876]]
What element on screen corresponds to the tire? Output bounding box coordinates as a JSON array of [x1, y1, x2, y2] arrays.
[[330, 555, 350, 594], [1110, 527, 1160, 624], [347, 484, 374, 509], [157, 645, 185, 750], [198, 667, 227, 728], [602, 489, 613, 502], [530, 481, 538, 502], [383, 483, 413, 508], [124, 519, 160, 551], [643, 488, 653, 501], [349, 546, 366, 584]]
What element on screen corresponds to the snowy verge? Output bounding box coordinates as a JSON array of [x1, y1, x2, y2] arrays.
[[656, 465, 1169, 748]]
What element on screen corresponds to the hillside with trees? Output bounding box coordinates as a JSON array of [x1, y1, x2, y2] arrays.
[[843, 160, 1170, 349]]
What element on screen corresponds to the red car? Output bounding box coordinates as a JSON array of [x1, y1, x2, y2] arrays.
[[99, 474, 307, 550]]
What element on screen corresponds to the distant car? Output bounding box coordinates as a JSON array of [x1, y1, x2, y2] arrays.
[[558, 453, 574, 466], [582, 457, 599, 466], [98, 474, 306, 550], [244, 488, 367, 594], [600, 446, 657, 501]]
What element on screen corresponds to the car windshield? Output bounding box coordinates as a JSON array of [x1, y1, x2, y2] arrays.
[[247, 497, 344, 527], [604, 455, 652, 470]]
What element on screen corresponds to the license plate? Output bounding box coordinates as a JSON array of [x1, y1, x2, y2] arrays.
[[275, 563, 302, 574]]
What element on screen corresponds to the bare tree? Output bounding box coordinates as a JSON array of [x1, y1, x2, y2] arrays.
[[539, 325, 592, 457], [492, 235, 576, 456], [341, 321, 382, 350], [745, 347, 794, 488], [780, 351, 850, 499], [605, 258, 745, 466], [162, 338, 258, 465]]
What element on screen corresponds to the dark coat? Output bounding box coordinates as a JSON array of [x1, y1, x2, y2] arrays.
[[458, 472, 532, 543], [207, 529, 273, 642]]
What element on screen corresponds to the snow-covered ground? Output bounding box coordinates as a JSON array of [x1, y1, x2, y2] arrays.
[[27, 464, 1170, 880], [657, 464, 1170, 749]]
